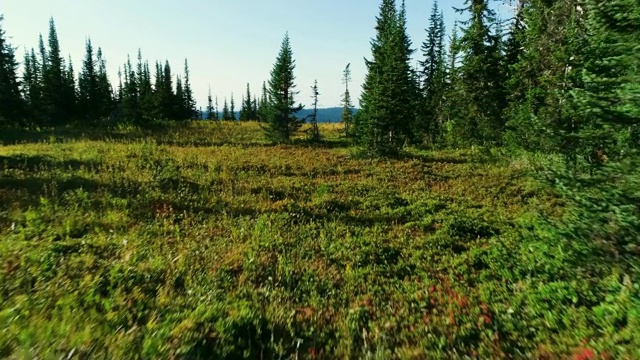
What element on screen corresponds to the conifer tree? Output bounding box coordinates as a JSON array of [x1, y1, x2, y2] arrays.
[[504, 0, 587, 153], [136, 50, 154, 123], [242, 83, 253, 120], [63, 56, 78, 121], [452, 0, 505, 145], [214, 96, 220, 120], [222, 98, 230, 120], [252, 96, 259, 121], [341, 63, 354, 137], [206, 86, 215, 120], [576, 0, 640, 155], [175, 76, 184, 119], [42, 18, 69, 125], [357, 0, 416, 156], [230, 93, 236, 121], [309, 80, 321, 141], [95, 47, 114, 119], [121, 56, 141, 123], [258, 81, 268, 122], [419, 1, 447, 145], [79, 38, 99, 121], [264, 32, 303, 142], [182, 59, 197, 119], [22, 49, 43, 122], [0, 14, 24, 125]]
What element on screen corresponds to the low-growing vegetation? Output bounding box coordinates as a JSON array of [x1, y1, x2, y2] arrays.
[[1, 122, 638, 359]]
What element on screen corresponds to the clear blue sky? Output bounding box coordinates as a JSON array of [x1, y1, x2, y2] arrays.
[[2, 0, 512, 109]]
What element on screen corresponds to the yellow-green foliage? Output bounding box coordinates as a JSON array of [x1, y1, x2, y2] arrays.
[[0, 122, 638, 359]]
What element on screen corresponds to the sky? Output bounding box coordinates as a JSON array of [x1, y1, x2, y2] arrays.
[[1, 0, 514, 109]]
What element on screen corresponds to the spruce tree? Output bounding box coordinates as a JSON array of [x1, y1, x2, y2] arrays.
[[242, 83, 253, 120], [137, 50, 154, 123], [264, 33, 303, 142], [206, 86, 215, 120], [341, 63, 354, 137], [452, 0, 506, 145], [419, 1, 447, 145], [63, 56, 78, 121], [222, 98, 230, 120], [214, 96, 220, 120], [0, 14, 24, 125], [258, 81, 268, 122], [577, 0, 640, 155], [357, 0, 416, 156], [504, 0, 587, 153], [230, 93, 236, 121], [79, 38, 99, 121], [122, 56, 141, 123], [252, 96, 259, 121], [42, 18, 69, 125], [22, 49, 43, 122], [95, 47, 114, 119], [309, 80, 321, 141], [182, 59, 197, 120]]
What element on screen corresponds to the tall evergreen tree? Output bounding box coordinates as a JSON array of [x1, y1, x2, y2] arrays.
[[206, 86, 215, 120], [22, 49, 43, 122], [451, 0, 506, 145], [230, 93, 236, 121], [214, 96, 220, 120], [222, 98, 230, 121], [419, 1, 447, 145], [95, 47, 114, 119], [0, 14, 24, 125], [78, 38, 99, 121], [308, 80, 321, 141], [258, 81, 268, 122], [63, 56, 78, 121], [576, 0, 640, 155], [504, 0, 587, 154], [182, 59, 197, 120], [42, 18, 70, 125], [137, 50, 154, 123], [264, 33, 303, 142], [241, 83, 253, 120], [356, 0, 416, 156], [121, 55, 141, 123], [341, 63, 354, 137]]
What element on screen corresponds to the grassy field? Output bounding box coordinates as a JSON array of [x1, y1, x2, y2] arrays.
[[0, 122, 638, 359]]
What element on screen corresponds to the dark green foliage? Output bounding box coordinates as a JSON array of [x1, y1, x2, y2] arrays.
[[0, 14, 23, 125], [504, 0, 587, 155], [41, 18, 74, 125], [341, 64, 354, 137], [239, 83, 257, 121], [450, 0, 506, 146], [419, 1, 447, 145], [78, 39, 101, 122], [308, 80, 320, 141], [222, 98, 230, 121], [258, 81, 268, 122], [206, 87, 215, 120], [264, 33, 303, 143], [356, 0, 418, 156], [181, 59, 197, 120], [230, 94, 236, 121], [575, 0, 640, 155]]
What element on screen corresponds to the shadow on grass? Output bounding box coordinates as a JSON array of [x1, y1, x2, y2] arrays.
[[0, 154, 101, 171]]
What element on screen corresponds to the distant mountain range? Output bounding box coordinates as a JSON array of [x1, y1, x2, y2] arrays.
[[204, 107, 358, 123]]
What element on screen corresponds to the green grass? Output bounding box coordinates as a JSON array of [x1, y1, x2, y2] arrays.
[[0, 122, 638, 359]]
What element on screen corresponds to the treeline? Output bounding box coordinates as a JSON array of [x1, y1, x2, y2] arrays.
[[348, 0, 639, 160], [0, 17, 199, 127]]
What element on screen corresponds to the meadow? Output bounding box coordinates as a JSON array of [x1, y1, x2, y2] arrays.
[[0, 122, 638, 359]]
